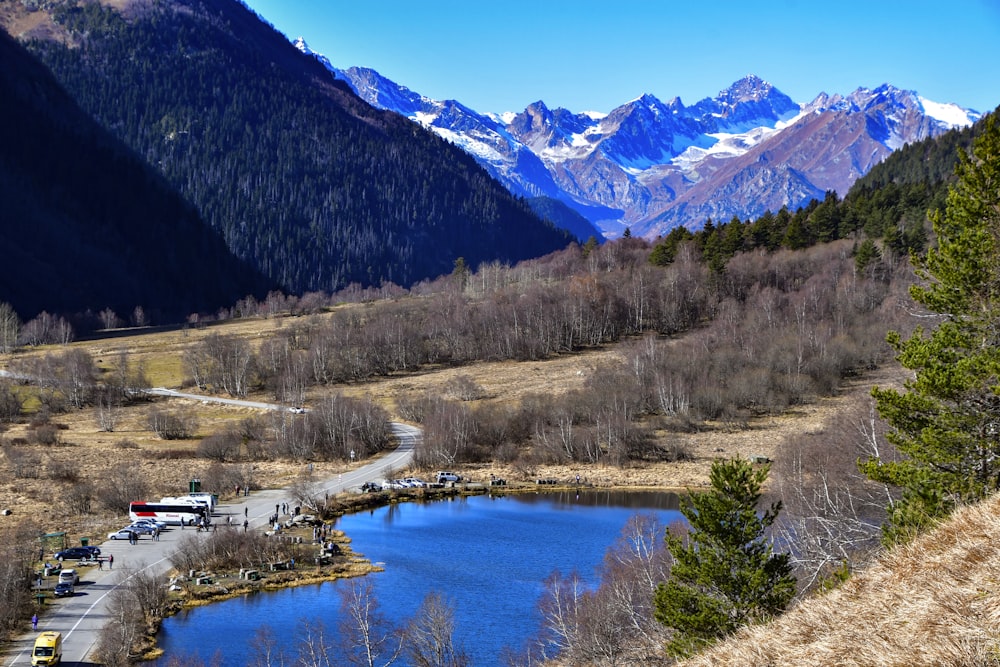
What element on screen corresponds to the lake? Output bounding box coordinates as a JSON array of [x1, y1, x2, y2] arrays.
[[156, 490, 681, 666]]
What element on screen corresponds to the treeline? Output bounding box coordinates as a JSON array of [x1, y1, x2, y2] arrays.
[[649, 114, 984, 272], [24, 0, 572, 296], [2, 229, 911, 472]]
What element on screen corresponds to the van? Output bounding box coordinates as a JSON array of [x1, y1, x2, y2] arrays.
[[31, 631, 62, 666], [57, 569, 78, 585], [436, 471, 460, 483]]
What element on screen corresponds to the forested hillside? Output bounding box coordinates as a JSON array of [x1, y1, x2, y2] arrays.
[[0, 28, 271, 323], [648, 115, 986, 272], [10, 0, 572, 297]]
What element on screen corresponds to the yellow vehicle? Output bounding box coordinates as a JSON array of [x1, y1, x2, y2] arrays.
[[31, 631, 62, 666]]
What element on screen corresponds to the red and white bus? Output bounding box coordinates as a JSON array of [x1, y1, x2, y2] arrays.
[[129, 501, 207, 526]]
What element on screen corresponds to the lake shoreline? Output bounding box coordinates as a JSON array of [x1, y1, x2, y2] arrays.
[[143, 480, 680, 661]]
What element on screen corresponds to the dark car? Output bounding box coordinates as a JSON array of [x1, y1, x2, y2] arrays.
[[127, 522, 156, 535], [53, 581, 75, 597], [54, 546, 101, 561]]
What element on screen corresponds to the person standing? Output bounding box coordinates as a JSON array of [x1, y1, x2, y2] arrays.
[[32, 613, 37, 630], [243, 519, 249, 532], [109, 553, 114, 570]]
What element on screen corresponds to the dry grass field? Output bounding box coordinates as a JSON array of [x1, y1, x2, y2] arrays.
[[0, 311, 905, 543]]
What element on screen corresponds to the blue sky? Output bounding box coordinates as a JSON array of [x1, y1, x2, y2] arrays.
[[243, 0, 1000, 116]]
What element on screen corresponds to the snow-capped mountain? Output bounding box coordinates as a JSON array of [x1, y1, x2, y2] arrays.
[[295, 39, 981, 239]]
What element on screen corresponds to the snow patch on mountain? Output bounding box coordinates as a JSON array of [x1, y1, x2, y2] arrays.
[[919, 96, 981, 127]]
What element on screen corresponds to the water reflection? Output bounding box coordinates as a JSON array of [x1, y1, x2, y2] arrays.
[[507, 489, 681, 510]]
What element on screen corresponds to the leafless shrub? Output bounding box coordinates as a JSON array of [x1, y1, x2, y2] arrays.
[[771, 396, 895, 593], [47, 459, 79, 482], [169, 528, 304, 573], [3, 445, 41, 479], [0, 380, 23, 423], [114, 438, 140, 449], [446, 374, 486, 401], [94, 462, 149, 514], [29, 423, 59, 446], [65, 480, 94, 515], [148, 408, 198, 439], [198, 462, 243, 497], [197, 429, 242, 462], [396, 391, 439, 423]]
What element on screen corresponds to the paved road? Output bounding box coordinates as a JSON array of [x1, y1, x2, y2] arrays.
[[3, 414, 419, 667]]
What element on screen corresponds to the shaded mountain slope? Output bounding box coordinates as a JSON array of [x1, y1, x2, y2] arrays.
[[10, 0, 572, 295], [0, 28, 271, 322]]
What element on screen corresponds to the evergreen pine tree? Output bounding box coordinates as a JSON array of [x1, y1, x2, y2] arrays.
[[861, 115, 1000, 545], [653, 458, 795, 658]]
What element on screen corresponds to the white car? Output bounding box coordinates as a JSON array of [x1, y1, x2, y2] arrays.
[[404, 477, 426, 488], [108, 528, 139, 540]]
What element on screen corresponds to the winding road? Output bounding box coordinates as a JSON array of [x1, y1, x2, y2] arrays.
[[2, 388, 420, 666]]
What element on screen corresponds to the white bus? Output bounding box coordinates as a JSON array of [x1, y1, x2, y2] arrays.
[[129, 501, 207, 526]]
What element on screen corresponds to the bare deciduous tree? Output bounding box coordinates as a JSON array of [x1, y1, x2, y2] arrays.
[[99, 308, 121, 330], [296, 618, 336, 667], [94, 385, 123, 432], [0, 301, 20, 353], [402, 591, 468, 667], [0, 520, 41, 639], [336, 579, 402, 667], [96, 574, 145, 667], [249, 625, 288, 667]]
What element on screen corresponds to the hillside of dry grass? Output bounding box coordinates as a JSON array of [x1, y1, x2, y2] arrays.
[[679, 494, 1000, 667]]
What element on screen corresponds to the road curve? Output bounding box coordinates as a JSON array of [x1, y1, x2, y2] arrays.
[[3, 388, 420, 666]]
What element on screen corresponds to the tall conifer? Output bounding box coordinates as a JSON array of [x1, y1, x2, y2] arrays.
[[654, 458, 795, 658], [861, 115, 1000, 544]]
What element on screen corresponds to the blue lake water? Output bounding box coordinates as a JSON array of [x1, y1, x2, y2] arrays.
[[156, 490, 681, 666]]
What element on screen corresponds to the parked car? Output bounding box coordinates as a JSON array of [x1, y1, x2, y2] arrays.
[[108, 528, 138, 540], [53, 581, 75, 598], [404, 477, 427, 487], [127, 522, 156, 535], [57, 569, 78, 585], [133, 518, 167, 529], [54, 546, 100, 561], [436, 471, 461, 483]]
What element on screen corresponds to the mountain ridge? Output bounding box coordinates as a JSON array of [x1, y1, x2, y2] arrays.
[[301, 39, 982, 238]]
